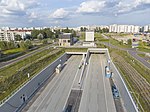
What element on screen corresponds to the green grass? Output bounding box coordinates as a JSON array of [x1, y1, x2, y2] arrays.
[[109, 38, 131, 48], [96, 43, 106, 48], [0, 49, 64, 102], [79, 32, 85, 40], [0, 48, 57, 80], [110, 48, 150, 111], [138, 47, 150, 53], [95, 33, 109, 42], [65, 48, 87, 52], [137, 53, 145, 58], [109, 48, 150, 83], [2, 48, 23, 55], [114, 62, 146, 111]]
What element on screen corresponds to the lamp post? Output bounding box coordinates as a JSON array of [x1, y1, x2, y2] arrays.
[[108, 59, 111, 69]]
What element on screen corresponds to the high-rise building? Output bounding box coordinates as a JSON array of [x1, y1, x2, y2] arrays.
[[109, 24, 140, 33], [144, 25, 150, 32]]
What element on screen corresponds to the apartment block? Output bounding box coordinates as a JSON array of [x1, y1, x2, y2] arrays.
[[109, 24, 140, 33], [0, 28, 31, 41]]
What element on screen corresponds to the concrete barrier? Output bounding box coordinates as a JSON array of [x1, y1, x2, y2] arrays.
[[105, 49, 138, 112], [0, 53, 68, 112]]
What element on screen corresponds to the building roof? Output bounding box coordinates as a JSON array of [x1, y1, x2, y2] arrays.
[[59, 33, 72, 39]]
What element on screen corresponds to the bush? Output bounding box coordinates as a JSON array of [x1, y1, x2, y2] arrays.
[[42, 39, 48, 44]]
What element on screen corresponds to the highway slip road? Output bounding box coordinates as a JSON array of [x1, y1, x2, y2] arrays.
[[78, 54, 116, 112], [26, 55, 82, 112]]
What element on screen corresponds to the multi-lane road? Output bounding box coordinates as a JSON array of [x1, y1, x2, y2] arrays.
[[0, 45, 53, 69], [79, 54, 116, 112], [26, 55, 82, 112], [101, 34, 150, 69], [22, 54, 117, 112]]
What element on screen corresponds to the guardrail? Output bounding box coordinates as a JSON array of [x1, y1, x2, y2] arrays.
[[106, 49, 138, 112]]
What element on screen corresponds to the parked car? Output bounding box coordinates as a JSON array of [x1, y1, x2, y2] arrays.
[[112, 85, 119, 98]]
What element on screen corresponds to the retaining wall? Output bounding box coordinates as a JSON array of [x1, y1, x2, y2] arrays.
[[106, 50, 138, 112], [0, 53, 68, 112]]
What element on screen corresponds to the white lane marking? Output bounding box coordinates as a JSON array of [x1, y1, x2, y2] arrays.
[[82, 56, 91, 90], [78, 55, 92, 112], [62, 56, 82, 111], [101, 55, 109, 112], [34, 56, 75, 112]]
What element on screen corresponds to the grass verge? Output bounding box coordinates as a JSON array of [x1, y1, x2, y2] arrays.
[[0, 48, 64, 102]]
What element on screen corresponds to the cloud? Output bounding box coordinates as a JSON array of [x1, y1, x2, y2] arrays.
[[28, 12, 38, 19], [117, 0, 150, 14], [49, 8, 69, 19], [77, 0, 106, 13], [0, 0, 39, 17]]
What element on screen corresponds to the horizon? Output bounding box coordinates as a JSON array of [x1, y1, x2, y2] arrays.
[[0, 0, 150, 27]]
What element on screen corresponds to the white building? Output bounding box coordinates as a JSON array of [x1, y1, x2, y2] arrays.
[[144, 25, 149, 32], [0, 29, 15, 41], [109, 24, 140, 33], [83, 31, 95, 47], [0, 29, 32, 41], [85, 31, 94, 42]]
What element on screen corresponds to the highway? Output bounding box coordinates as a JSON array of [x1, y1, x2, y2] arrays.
[[26, 55, 82, 112], [0, 45, 53, 69], [78, 54, 116, 112], [101, 34, 150, 69]]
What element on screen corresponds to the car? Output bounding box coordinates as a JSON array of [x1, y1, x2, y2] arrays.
[[112, 85, 119, 98]]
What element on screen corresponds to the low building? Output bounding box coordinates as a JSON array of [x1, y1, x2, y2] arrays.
[[85, 31, 94, 42], [83, 31, 95, 47], [59, 33, 74, 47]]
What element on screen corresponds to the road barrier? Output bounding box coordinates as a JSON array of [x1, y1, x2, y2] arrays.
[[106, 49, 138, 112], [0, 53, 68, 112]]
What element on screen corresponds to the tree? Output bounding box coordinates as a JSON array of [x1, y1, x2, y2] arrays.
[[0, 41, 7, 50], [83, 27, 87, 32], [127, 39, 132, 45], [37, 33, 44, 40], [0, 41, 16, 50], [42, 39, 48, 44], [80, 27, 84, 32], [31, 30, 40, 39], [25, 34, 32, 40], [15, 34, 22, 41], [19, 40, 32, 51], [7, 41, 16, 49], [45, 28, 54, 38], [138, 41, 144, 48]]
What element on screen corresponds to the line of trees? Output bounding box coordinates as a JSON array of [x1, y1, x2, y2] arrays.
[[0, 41, 16, 50], [0, 40, 33, 51], [80, 27, 109, 33], [31, 27, 77, 40], [31, 28, 55, 39], [94, 27, 109, 33]]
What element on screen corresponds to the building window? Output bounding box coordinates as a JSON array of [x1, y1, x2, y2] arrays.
[[63, 40, 66, 42], [68, 40, 70, 43]]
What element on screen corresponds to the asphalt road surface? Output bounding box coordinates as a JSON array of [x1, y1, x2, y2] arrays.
[[78, 54, 116, 112], [128, 50, 150, 68], [0, 45, 52, 69], [101, 34, 150, 69], [102, 42, 150, 69], [26, 55, 82, 112]]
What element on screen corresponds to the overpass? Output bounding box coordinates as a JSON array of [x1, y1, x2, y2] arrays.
[[0, 48, 138, 112]]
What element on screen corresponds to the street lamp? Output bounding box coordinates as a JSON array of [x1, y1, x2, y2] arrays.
[[107, 59, 111, 68]]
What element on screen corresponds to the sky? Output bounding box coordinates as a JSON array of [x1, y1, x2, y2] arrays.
[[0, 0, 150, 27]]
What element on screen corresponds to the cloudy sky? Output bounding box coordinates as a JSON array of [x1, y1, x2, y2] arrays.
[[0, 0, 150, 27]]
